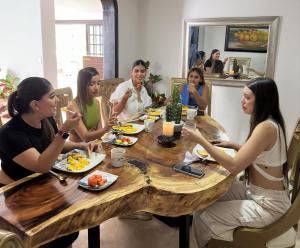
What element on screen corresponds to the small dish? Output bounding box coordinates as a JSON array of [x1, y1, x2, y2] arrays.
[[113, 135, 138, 146], [78, 170, 118, 191], [112, 123, 144, 135], [139, 115, 159, 121], [192, 144, 235, 162]]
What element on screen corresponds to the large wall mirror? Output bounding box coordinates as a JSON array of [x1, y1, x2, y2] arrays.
[[182, 17, 280, 81]]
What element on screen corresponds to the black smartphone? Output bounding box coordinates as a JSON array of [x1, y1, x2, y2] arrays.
[[174, 164, 205, 178]]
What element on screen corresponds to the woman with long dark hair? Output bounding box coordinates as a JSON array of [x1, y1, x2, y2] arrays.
[[204, 49, 228, 72], [180, 67, 209, 111], [182, 77, 290, 247], [110, 59, 152, 121], [68, 67, 116, 142], [0, 77, 81, 247]]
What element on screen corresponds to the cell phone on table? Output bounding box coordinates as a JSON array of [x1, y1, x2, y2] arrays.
[[174, 164, 205, 178]]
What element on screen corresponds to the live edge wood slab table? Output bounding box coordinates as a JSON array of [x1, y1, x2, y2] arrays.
[[0, 116, 233, 248]]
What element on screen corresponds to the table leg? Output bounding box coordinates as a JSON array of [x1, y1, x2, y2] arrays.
[[179, 215, 190, 248], [88, 226, 100, 248]]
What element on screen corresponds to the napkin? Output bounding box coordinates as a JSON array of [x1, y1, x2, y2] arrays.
[[183, 151, 200, 163]]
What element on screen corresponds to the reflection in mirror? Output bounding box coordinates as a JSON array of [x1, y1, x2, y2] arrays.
[[183, 17, 280, 81]]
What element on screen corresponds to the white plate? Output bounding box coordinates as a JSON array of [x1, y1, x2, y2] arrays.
[[192, 144, 235, 162], [53, 149, 106, 173], [113, 135, 138, 146], [112, 123, 144, 135], [78, 170, 118, 191], [139, 115, 160, 121]]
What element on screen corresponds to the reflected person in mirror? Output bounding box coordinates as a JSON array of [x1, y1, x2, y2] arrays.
[[180, 67, 209, 111], [182, 77, 290, 247], [0, 77, 84, 247], [110, 59, 152, 122], [190, 51, 206, 71], [204, 49, 228, 72]]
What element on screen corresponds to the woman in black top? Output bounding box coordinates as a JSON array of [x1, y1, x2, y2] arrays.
[[0, 77, 82, 247], [204, 49, 228, 72]]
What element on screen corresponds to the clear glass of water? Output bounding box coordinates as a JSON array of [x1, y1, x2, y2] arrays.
[[183, 120, 196, 131]]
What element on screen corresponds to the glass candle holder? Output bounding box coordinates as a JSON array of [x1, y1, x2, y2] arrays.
[[162, 121, 174, 137]]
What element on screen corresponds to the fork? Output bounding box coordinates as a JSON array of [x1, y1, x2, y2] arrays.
[[49, 170, 67, 183]]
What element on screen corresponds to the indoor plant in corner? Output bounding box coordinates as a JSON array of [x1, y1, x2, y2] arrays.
[[0, 73, 20, 99], [143, 61, 166, 108]]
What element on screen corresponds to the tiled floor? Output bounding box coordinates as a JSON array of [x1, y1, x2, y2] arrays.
[[73, 217, 300, 248]]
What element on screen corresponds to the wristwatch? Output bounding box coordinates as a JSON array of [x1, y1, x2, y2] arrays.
[[57, 129, 69, 140]]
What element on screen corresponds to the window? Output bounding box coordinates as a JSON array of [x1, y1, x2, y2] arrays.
[[86, 24, 104, 57]]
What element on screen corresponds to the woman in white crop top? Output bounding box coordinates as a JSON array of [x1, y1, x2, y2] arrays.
[[182, 77, 290, 248]]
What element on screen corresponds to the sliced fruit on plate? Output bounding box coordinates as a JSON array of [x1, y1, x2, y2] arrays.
[[197, 149, 209, 158], [115, 136, 133, 145], [88, 174, 107, 187]]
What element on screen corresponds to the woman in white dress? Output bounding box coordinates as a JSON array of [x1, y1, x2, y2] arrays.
[[110, 60, 152, 121]]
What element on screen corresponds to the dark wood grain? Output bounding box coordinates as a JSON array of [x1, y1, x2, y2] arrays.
[[0, 116, 233, 247]]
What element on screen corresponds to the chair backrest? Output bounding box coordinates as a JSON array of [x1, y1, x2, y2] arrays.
[[227, 57, 251, 76], [170, 77, 212, 115], [288, 118, 300, 202], [54, 87, 73, 128], [98, 78, 124, 116]]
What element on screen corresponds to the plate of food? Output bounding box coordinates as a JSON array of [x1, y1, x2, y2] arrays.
[[139, 114, 160, 121], [53, 149, 106, 173], [112, 123, 144, 134], [113, 135, 138, 146], [192, 144, 235, 162], [78, 170, 118, 191], [181, 105, 197, 116], [145, 108, 162, 116]]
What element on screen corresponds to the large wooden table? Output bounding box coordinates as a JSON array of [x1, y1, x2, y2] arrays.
[[0, 116, 233, 248]]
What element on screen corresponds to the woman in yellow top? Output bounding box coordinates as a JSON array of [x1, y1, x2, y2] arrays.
[[68, 67, 116, 142]]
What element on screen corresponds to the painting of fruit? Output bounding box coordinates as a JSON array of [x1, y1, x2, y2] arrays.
[[225, 25, 269, 53]]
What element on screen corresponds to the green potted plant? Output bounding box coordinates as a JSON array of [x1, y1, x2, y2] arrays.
[[0, 73, 20, 99], [166, 85, 183, 135], [143, 61, 166, 108]]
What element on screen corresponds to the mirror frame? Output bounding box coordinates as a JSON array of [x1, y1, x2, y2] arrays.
[[182, 16, 280, 80]]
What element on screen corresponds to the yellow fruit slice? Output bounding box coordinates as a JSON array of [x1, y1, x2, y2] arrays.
[[197, 149, 208, 158]]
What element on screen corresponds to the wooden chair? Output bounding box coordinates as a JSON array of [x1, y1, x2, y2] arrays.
[[98, 78, 124, 117], [207, 118, 300, 248], [0, 229, 24, 248], [227, 57, 252, 77], [170, 77, 212, 115], [54, 87, 73, 128]]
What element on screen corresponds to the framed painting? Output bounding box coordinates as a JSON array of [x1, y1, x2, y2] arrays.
[[224, 25, 269, 53]]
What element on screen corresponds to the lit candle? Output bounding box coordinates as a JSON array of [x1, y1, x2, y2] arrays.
[[162, 121, 174, 137]]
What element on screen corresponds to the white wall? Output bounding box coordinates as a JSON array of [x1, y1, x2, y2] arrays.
[[121, 0, 184, 96], [117, 0, 141, 78], [55, 0, 102, 20], [0, 0, 44, 80]]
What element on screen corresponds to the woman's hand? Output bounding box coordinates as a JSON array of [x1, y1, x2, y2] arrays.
[[188, 83, 197, 95], [105, 116, 118, 130], [181, 127, 206, 144], [123, 88, 132, 100], [210, 140, 233, 148], [61, 112, 81, 132], [135, 82, 143, 92]]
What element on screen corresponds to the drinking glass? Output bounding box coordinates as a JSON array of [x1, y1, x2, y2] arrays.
[[111, 148, 126, 167], [183, 120, 196, 131]]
